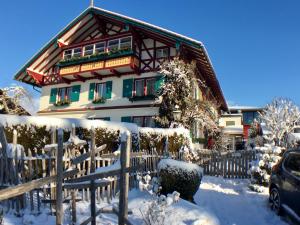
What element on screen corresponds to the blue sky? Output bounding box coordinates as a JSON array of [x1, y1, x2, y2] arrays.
[[1, 0, 300, 109]]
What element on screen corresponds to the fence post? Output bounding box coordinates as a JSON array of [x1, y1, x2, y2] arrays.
[[50, 127, 57, 212], [90, 127, 96, 225], [119, 131, 131, 225], [0, 124, 8, 185], [56, 129, 64, 225], [71, 191, 76, 224]]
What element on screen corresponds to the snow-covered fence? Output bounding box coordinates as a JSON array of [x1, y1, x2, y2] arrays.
[[199, 150, 257, 179], [0, 124, 145, 225]]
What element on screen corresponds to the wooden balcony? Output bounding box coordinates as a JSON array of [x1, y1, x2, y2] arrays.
[[57, 49, 140, 81]]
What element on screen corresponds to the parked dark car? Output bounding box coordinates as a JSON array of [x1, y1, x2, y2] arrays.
[[269, 149, 300, 222]]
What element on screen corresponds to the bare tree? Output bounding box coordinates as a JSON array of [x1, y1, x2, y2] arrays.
[[259, 98, 300, 146]]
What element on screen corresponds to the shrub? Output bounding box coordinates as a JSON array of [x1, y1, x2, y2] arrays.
[[158, 158, 203, 202], [139, 132, 188, 155]]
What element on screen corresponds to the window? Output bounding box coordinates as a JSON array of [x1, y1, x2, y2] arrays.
[[284, 153, 300, 177], [95, 42, 105, 54], [243, 111, 259, 125], [84, 45, 94, 56], [107, 39, 119, 51], [135, 80, 144, 97], [64, 48, 82, 59], [226, 121, 236, 126], [73, 48, 82, 58], [95, 83, 107, 99], [63, 50, 72, 59], [156, 48, 169, 58], [120, 37, 132, 50], [58, 87, 71, 102], [146, 78, 156, 96], [134, 78, 157, 97], [132, 116, 155, 127]]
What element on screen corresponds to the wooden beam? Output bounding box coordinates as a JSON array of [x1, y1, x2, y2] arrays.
[[109, 69, 121, 77], [91, 72, 103, 80], [26, 69, 44, 85], [73, 74, 86, 82], [0, 169, 78, 201]]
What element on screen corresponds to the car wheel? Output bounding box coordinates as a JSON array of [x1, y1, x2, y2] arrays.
[[269, 187, 282, 215]]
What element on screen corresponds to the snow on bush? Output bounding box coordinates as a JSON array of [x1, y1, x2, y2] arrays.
[[137, 172, 180, 225], [249, 144, 284, 191], [158, 159, 203, 202]]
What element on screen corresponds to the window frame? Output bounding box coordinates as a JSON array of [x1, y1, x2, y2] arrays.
[[133, 77, 157, 97], [94, 82, 107, 100], [226, 121, 236, 126], [156, 48, 169, 59], [63, 48, 83, 59], [57, 87, 72, 102], [62, 36, 133, 60]]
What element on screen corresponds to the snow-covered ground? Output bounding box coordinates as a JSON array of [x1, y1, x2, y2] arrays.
[[3, 176, 289, 225], [196, 176, 288, 225]]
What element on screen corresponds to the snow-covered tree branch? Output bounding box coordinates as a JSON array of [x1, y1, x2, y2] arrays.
[[259, 98, 300, 146], [0, 85, 32, 115], [155, 58, 220, 135]]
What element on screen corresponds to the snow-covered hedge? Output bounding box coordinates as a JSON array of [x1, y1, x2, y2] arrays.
[[139, 127, 191, 154], [0, 115, 191, 154], [158, 158, 203, 202]]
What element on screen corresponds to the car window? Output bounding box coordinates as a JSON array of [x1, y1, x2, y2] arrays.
[[284, 153, 300, 178]]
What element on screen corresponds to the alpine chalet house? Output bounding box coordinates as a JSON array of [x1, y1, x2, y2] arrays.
[[14, 6, 227, 131]]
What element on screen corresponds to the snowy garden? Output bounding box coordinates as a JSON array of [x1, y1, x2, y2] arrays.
[[1, 59, 300, 225]]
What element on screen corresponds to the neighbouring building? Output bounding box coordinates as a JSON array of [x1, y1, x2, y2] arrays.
[[14, 6, 227, 133], [219, 106, 263, 150]]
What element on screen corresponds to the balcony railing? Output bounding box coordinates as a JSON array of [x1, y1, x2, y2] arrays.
[[57, 47, 133, 68]]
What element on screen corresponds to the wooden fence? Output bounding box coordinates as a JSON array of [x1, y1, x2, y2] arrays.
[[0, 122, 258, 224], [0, 125, 144, 225], [198, 150, 257, 178]]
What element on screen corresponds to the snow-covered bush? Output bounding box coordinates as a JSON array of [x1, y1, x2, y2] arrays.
[[137, 172, 180, 225], [140, 132, 189, 155], [249, 144, 283, 191], [158, 159, 203, 202]]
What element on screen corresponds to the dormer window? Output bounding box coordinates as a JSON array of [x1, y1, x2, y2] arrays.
[[156, 48, 169, 59]]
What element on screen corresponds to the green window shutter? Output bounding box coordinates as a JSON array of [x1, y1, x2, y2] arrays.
[[122, 78, 133, 97], [49, 88, 58, 103], [121, 116, 132, 123], [70, 85, 81, 102], [102, 117, 111, 121], [155, 75, 164, 93], [89, 83, 95, 100], [105, 81, 112, 99]]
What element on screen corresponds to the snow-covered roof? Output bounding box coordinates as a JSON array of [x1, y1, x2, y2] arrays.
[[228, 106, 264, 111]]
